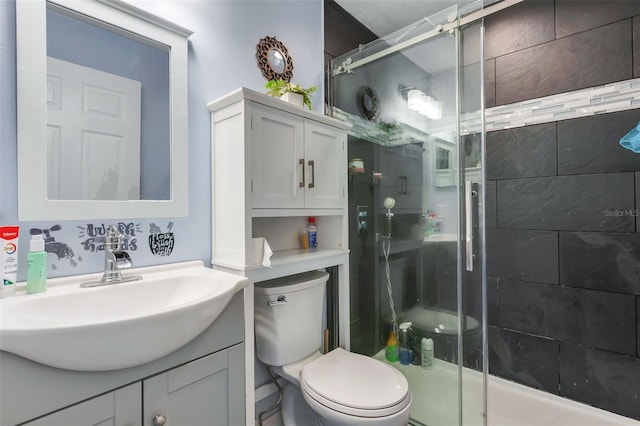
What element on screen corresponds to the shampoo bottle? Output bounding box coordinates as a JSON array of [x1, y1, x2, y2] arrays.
[[421, 337, 434, 370], [26, 234, 47, 294]]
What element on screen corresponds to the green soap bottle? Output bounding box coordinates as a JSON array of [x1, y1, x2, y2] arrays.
[[26, 234, 47, 294]]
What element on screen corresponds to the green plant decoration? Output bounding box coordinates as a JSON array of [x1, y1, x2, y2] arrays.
[[265, 79, 318, 110]]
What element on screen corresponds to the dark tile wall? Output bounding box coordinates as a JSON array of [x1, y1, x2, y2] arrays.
[[555, 1, 640, 39], [495, 20, 632, 105], [489, 326, 559, 393], [559, 344, 640, 420], [635, 16, 640, 78], [557, 110, 640, 175], [485, 1, 640, 420]]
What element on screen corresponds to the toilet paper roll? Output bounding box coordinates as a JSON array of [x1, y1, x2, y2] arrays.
[[252, 237, 273, 267]]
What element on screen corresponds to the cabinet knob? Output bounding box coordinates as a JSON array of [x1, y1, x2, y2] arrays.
[[154, 414, 167, 426]]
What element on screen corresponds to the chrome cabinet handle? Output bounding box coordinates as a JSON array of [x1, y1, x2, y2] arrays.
[[299, 158, 305, 188], [465, 180, 474, 272], [154, 414, 167, 426], [308, 160, 315, 189]]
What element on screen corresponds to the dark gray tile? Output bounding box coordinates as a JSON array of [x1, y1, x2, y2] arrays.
[[559, 232, 640, 295], [485, 180, 497, 229], [555, 1, 640, 39], [497, 173, 636, 232], [489, 326, 559, 394], [487, 229, 558, 284], [487, 123, 557, 180], [463, 273, 483, 325], [485, 59, 496, 108], [558, 110, 640, 175], [635, 17, 640, 78], [560, 343, 640, 420], [499, 279, 636, 355], [636, 172, 640, 232], [484, 1, 555, 60], [462, 62, 482, 114], [487, 277, 498, 326], [495, 21, 633, 105]]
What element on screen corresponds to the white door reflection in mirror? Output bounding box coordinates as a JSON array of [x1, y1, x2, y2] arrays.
[[47, 57, 141, 200]]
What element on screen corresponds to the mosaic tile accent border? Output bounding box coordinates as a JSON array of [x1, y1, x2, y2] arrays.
[[483, 77, 640, 132], [332, 77, 640, 144]]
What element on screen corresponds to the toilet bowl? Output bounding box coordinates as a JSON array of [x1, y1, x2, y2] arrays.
[[255, 271, 412, 426]]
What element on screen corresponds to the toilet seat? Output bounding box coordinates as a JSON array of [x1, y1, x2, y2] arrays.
[[300, 348, 410, 418]]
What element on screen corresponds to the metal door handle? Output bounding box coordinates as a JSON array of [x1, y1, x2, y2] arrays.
[[154, 414, 167, 426], [299, 159, 305, 188], [465, 180, 474, 272], [308, 160, 315, 188]]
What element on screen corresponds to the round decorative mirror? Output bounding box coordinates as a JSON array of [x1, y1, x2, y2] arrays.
[[256, 36, 294, 82], [357, 86, 379, 121]]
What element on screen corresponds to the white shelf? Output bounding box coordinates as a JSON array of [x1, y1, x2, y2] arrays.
[[252, 208, 344, 218], [269, 248, 347, 266], [212, 248, 349, 282]]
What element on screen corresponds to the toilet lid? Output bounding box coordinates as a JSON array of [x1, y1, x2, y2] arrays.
[[300, 348, 409, 415]]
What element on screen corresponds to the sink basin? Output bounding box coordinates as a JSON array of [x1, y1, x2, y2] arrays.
[[0, 261, 248, 371]]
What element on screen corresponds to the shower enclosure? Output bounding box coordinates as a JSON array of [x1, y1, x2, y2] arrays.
[[329, 4, 487, 425]]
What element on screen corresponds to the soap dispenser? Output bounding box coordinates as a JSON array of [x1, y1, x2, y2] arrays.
[[26, 234, 47, 294]]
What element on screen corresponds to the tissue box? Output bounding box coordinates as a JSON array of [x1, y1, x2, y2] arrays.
[[251, 237, 273, 267]]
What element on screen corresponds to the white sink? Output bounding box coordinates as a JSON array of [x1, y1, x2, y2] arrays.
[[0, 261, 248, 371]]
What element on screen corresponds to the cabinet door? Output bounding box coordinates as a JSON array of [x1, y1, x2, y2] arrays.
[[143, 344, 245, 426], [304, 120, 346, 209], [396, 146, 423, 212], [251, 104, 305, 209], [23, 383, 141, 426]]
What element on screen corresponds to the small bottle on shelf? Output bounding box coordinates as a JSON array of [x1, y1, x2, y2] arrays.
[[307, 217, 317, 248]]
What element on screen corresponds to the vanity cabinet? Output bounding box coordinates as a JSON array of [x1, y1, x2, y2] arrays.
[[22, 345, 244, 426], [2, 293, 245, 426], [143, 344, 245, 426], [22, 383, 141, 426]]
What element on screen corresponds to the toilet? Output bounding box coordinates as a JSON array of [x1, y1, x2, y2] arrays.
[[255, 271, 412, 426]]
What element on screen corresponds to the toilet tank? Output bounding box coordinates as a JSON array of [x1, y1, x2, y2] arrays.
[[254, 270, 329, 366]]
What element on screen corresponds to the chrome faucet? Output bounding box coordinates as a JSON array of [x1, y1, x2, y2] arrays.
[[80, 225, 142, 288]]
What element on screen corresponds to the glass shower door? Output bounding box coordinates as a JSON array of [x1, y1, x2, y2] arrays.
[[329, 6, 486, 426]]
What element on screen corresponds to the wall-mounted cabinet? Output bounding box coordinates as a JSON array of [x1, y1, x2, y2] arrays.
[[378, 144, 424, 213], [252, 104, 345, 210], [208, 88, 351, 281]]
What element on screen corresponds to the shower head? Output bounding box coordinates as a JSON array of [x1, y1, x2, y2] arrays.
[[384, 197, 396, 209]]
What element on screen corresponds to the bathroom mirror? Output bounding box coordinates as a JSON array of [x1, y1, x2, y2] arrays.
[[16, 0, 192, 220]]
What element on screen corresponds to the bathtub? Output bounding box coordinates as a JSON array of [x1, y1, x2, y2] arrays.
[[377, 355, 640, 426]]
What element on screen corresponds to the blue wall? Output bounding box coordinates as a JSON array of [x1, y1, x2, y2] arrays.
[[0, 0, 324, 281]]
